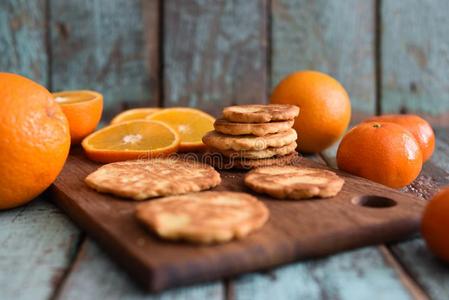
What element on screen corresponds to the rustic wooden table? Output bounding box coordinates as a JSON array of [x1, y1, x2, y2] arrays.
[[1, 128, 447, 300], [3, 0, 449, 298]]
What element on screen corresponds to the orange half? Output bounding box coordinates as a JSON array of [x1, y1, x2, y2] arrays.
[[147, 107, 215, 152], [53, 90, 103, 144], [111, 108, 161, 124], [81, 120, 180, 163]]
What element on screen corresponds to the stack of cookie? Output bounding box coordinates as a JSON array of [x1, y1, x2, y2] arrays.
[[202, 104, 300, 169]]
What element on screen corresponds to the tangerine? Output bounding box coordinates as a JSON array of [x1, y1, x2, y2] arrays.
[[336, 122, 422, 188], [422, 187, 449, 263], [364, 114, 434, 162]]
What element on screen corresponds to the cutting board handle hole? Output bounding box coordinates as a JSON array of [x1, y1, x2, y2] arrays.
[[353, 195, 397, 208]]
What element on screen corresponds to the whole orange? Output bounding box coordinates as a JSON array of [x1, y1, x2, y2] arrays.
[[53, 90, 103, 144], [364, 114, 434, 162], [271, 70, 351, 153], [336, 122, 422, 188], [422, 187, 449, 263], [0, 73, 70, 210]]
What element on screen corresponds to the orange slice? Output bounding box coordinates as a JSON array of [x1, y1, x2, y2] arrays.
[[147, 107, 215, 152], [81, 120, 180, 163], [111, 108, 161, 124], [53, 90, 103, 144]]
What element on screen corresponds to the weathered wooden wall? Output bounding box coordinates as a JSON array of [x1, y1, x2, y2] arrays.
[[49, 0, 160, 119], [2, 2, 449, 299], [272, 0, 376, 115], [0, 0, 48, 85], [163, 0, 268, 115], [381, 0, 449, 125], [1, 0, 449, 124]]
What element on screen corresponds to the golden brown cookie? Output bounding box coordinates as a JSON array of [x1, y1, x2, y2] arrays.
[[205, 151, 300, 170], [85, 158, 221, 200], [136, 191, 269, 244], [244, 165, 344, 199], [214, 142, 297, 159], [223, 104, 299, 123], [202, 128, 297, 151], [214, 118, 294, 136]]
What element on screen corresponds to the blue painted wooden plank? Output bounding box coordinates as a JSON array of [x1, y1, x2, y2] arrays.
[[430, 128, 449, 169], [381, 0, 449, 124], [271, 0, 376, 114], [390, 238, 449, 300], [0, 0, 48, 85], [0, 198, 80, 300], [232, 247, 413, 300], [49, 0, 160, 118], [163, 0, 268, 115], [55, 239, 224, 300]]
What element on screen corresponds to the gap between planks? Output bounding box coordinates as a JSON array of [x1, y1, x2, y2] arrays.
[[266, 0, 273, 93], [224, 278, 235, 300], [157, 0, 164, 108], [50, 234, 87, 300], [320, 150, 429, 300], [374, 0, 382, 115], [44, 0, 53, 91], [379, 245, 429, 300]]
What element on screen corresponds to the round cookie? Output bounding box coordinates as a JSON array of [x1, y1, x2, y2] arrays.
[[202, 128, 297, 151], [214, 142, 297, 159], [223, 104, 299, 123], [205, 151, 300, 170], [244, 165, 344, 199], [136, 191, 269, 244], [85, 158, 221, 200], [214, 118, 294, 136]]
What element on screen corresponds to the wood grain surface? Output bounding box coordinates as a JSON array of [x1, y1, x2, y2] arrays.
[[2, 1, 449, 299], [0, 0, 48, 85], [381, 0, 449, 125], [163, 0, 268, 115], [49, 0, 160, 119], [271, 0, 376, 114], [0, 198, 80, 300], [49, 156, 417, 299], [55, 239, 225, 300], [51, 148, 424, 292], [231, 246, 413, 300]]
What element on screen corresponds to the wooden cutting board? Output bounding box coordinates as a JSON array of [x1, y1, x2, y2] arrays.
[[50, 148, 425, 292]]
